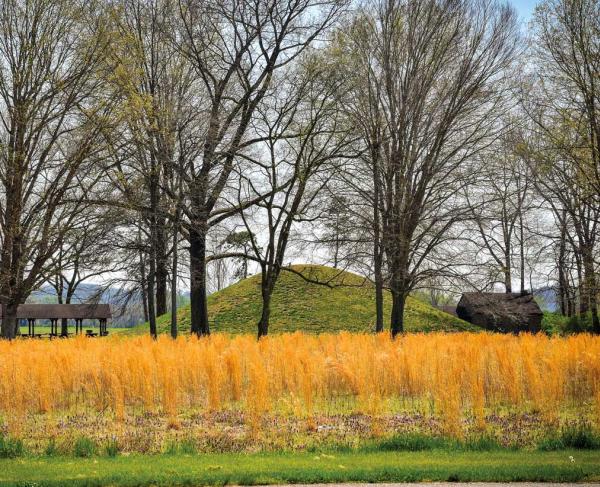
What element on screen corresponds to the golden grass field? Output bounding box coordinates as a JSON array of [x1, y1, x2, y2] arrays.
[[0, 332, 599, 453]]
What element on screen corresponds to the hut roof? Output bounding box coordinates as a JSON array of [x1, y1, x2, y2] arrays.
[[437, 304, 458, 317], [456, 292, 542, 332], [0, 304, 111, 320]]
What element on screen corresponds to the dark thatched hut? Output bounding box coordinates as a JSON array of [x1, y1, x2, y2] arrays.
[[456, 292, 543, 333]]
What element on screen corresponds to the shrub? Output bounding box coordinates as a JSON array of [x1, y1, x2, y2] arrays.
[[370, 433, 450, 451], [367, 432, 502, 452], [104, 438, 120, 457], [538, 422, 600, 450], [560, 422, 600, 449], [462, 433, 502, 451], [537, 435, 564, 451], [164, 439, 196, 455], [563, 314, 595, 334], [179, 439, 197, 455], [73, 436, 96, 457], [541, 311, 597, 335], [541, 312, 567, 335], [44, 438, 58, 457], [164, 441, 178, 455], [0, 435, 24, 458]]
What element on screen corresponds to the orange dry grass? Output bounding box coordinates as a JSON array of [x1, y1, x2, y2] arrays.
[[0, 332, 598, 436]]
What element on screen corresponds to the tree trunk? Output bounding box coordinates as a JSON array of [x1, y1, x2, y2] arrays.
[[590, 295, 600, 334], [148, 155, 159, 338], [333, 214, 340, 268], [257, 288, 271, 339], [504, 271, 512, 293], [1, 302, 19, 340], [257, 269, 277, 339], [141, 279, 149, 323], [519, 213, 526, 294], [61, 291, 75, 336], [576, 254, 587, 315], [189, 223, 210, 336], [557, 217, 568, 315], [387, 224, 410, 338], [373, 241, 384, 333], [504, 248, 512, 293], [155, 218, 168, 316], [170, 218, 179, 339], [138, 227, 149, 323], [242, 258, 248, 279], [582, 247, 600, 333], [567, 287, 575, 317], [558, 274, 568, 316], [390, 289, 405, 338], [374, 265, 384, 333], [147, 246, 157, 338], [372, 141, 384, 333], [60, 318, 68, 336]]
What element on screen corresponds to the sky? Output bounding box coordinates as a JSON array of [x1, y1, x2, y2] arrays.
[[512, 0, 537, 20]]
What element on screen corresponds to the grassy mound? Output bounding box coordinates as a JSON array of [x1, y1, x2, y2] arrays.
[[145, 264, 476, 334]]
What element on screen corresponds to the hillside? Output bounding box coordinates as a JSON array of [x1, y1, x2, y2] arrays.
[[142, 265, 476, 335]]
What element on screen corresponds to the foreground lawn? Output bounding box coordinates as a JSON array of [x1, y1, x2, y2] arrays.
[[1, 450, 599, 486]]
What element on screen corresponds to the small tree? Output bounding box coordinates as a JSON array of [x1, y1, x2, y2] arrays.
[[237, 58, 353, 337]]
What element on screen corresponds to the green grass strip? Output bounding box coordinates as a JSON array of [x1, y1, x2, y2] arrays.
[[0, 450, 598, 486]]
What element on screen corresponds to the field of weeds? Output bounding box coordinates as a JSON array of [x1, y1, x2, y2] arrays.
[[0, 332, 599, 455]]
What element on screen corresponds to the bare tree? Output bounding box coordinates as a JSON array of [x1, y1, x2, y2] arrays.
[[465, 126, 534, 293], [533, 0, 600, 197], [47, 207, 123, 335], [523, 120, 600, 331], [330, 0, 519, 336], [103, 0, 200, 337], [235, 57, 353, 337], [175, 0, 346, 336], [0, 0, 112, 338], [526, 0, 600, 333]]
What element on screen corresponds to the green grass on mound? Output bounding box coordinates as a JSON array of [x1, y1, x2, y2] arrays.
[[141, 264, 476, 335], [0, 450, 598, 485]]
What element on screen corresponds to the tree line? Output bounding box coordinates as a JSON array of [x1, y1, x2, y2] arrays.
[[0, 0, 598, 339]]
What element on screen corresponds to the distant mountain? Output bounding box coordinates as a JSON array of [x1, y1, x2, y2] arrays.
[[533, 286, 558, 312], [28, 284, 145, 327]]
